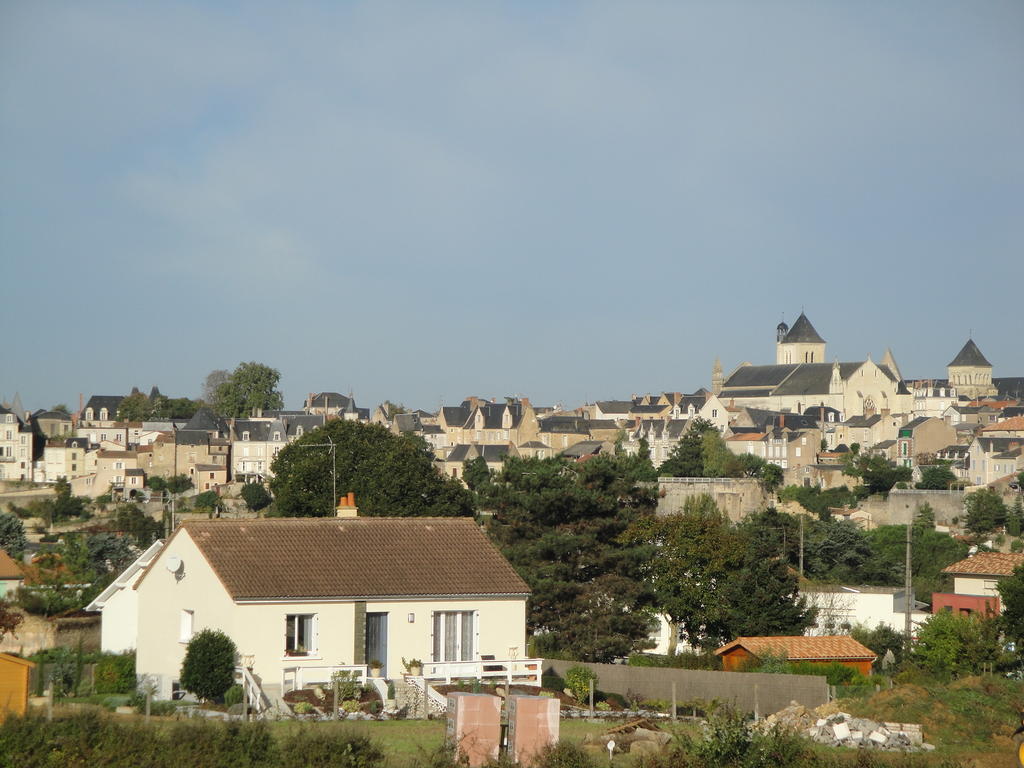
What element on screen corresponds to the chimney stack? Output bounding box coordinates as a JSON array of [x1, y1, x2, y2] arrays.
[[336, 491, 358, 518]]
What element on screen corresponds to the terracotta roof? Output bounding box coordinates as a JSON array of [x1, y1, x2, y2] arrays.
[[146, 517, 530, 600], [941, 551, 1024, 577], [0, 549, 23, 580], [715, 635, 876, 661], [983, 417, 1024, 432]]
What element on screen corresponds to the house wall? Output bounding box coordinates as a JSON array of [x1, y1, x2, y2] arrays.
[[952, 575, 1000, 597], [0, 612, 100, 657], [136, 530, 239, 699], [657, 477, 768, 522], [100, 577, 143, 654], [931, 593, 999, 616]]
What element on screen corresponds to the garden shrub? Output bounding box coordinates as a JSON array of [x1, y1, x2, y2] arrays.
[[94, 652, 136, 694], [224, 684, 244, 708], [277, 726, 385, 768], [180, 628, 236, 702], [564, 665, 598, 702], [330, 669, 363, 701], [535, 742, 595, 768]]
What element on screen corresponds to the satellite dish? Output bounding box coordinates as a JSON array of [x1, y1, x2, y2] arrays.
[[165, 556, 183, 574]]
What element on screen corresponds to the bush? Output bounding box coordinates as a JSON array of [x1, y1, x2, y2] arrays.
[[535, 742, 594, 768], [564, 665, 598, 702], [330, 669, 363, 701], [94, 652, 136, 694], [224, 684, 244, 708], [240, 483, 272, 513], [277, 726, 385, 768], [180, 629, 236, 702]]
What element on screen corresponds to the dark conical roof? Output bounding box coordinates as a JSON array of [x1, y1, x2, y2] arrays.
[[781, 313, 825, 344], [948, 339, 991, 367]]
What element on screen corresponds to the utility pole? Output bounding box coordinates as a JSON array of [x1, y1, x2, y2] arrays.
[[904, 522, 913, 654], [799, 515, 805, 578]]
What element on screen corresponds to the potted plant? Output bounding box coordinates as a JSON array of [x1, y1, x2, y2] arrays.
[[402, 657, 422, 676], [369, 659, 383, 678]]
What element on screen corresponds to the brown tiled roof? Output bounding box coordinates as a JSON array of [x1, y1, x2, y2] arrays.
[[153, 517, 530, 600], [0, 549, 24, 580], [941, 551, 1024, 577], [983, 416, 1024, 432], [715, 635, 876, 661]]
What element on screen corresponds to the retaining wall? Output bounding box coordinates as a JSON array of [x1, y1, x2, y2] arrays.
[[544, 660, 828, 716], [656, 478, 768, 522], [859, 490, 965, 527]]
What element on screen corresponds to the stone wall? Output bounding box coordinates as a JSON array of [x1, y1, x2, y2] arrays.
[[0, 611, 101, 657], [858, 490, 965, 527], [656, 478, 769, 521], [544, 660, 828, 716]]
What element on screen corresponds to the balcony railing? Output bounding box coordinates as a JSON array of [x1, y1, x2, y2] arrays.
[[419, 658, 543, 686], [281, 664, 367, 694]]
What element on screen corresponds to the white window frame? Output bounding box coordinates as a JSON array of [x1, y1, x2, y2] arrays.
[[431, 610, 478, 662], [284, 613, 319, 657], [179, 610, 194, 643]]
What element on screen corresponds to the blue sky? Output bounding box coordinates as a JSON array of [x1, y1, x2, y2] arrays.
[[2, 1, 1022, 412]]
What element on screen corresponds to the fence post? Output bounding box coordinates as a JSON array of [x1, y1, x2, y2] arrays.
[[334, 679, 339, 720], [589, 679, 595, 717], [753, 685, 760, 721], [46, 684, 53, 723], [671, 681, 677, 721], [145, 689, 151, 721]]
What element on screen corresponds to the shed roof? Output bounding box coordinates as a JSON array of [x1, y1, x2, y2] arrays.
[[715, 635, 876, 662]]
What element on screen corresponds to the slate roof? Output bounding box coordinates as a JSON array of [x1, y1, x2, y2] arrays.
[[156, 518, 530, 599], [394, 413, 422, 433], [175, 430, 210, 446], [309, 392, 352, 409], [440, 406, 470, 427], [949, 339, 992, 367], [33, 411, 71, 421], [595, 401, 633, 414], [233, 421, 270, 441], [84, 395, 125, 414], [445, 444, 511, 463], [942, 552, 1024, 577], [723, 362, 899, 399], [184, 408, 228, 434], [715, 635, 875, 662], [561, 440, 608, 458], [994, 378, 1024, 399], [780, 313, 826, 344]]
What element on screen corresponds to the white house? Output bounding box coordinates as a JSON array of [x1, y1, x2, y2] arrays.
[[801, 585, 929, 636], [132, 517, 532, 703], [86, 541, 164, 653]]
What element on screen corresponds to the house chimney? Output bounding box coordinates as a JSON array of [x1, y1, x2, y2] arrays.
[[336, 491, 358, 518]]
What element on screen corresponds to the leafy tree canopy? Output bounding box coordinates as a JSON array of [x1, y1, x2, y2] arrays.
[[916, 464, 959, 491], [483, 455, 658, 662], [998, 563, 1024, 652], [0, 512, 27, 559], [964, 488, 1008, 535], [212, 362, 284, 418], [842, 454, 913, 496], [240, 483, 272, 513], [912, 610, 1001, 678], [270, 420, 473, 518]]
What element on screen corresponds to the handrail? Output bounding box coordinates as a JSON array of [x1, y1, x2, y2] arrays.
[[281, 664, 367, 694], [235, 666, 269, 713], [419, 658, 543, 686]]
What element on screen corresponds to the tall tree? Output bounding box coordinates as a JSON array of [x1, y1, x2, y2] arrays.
[[658, 418, 717, 477], [964, 488, 1008, 535], [0, 512, 27, 559], [116, 392, 153, 422], [916, 464, 958, 490], [202, 369, 231, 403], [999, 563, 1024, 651], [483, 455, 657, 661], [212, 362, 284, 418], [270, 420, 473, 518], [622, 495, 743, 652]]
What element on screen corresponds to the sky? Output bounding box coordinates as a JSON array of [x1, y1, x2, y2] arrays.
[[2, 1, 1022, 413]]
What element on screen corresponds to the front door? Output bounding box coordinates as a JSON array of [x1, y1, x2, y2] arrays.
[[365, 613, 388, 677]]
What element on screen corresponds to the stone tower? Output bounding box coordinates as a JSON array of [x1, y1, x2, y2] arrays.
[[776, 312, 826, 365], [947, 339, 996, 399], [712, 357, 724, 395]]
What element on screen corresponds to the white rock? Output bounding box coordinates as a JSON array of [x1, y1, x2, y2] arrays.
[[868, 730, 887, 744], [816, 718, 827, 727], [832, 722, 851, 741], [849, 731, 862, 741]]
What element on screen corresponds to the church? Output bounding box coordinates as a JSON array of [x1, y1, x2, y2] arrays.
[[711, 313, 913, 419]]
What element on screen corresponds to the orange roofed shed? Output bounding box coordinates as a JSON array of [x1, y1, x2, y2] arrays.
[[715, 636, 876, 677]]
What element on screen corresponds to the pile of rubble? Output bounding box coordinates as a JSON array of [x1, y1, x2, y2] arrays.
[[763, 702, 934, 753]]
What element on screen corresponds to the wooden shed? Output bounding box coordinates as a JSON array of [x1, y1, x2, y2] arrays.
[[715, 635, 876, 677], [0, 653, 35, 719]]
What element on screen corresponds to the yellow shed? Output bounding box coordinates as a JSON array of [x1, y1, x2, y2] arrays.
[[0, 653, 35, 719]]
